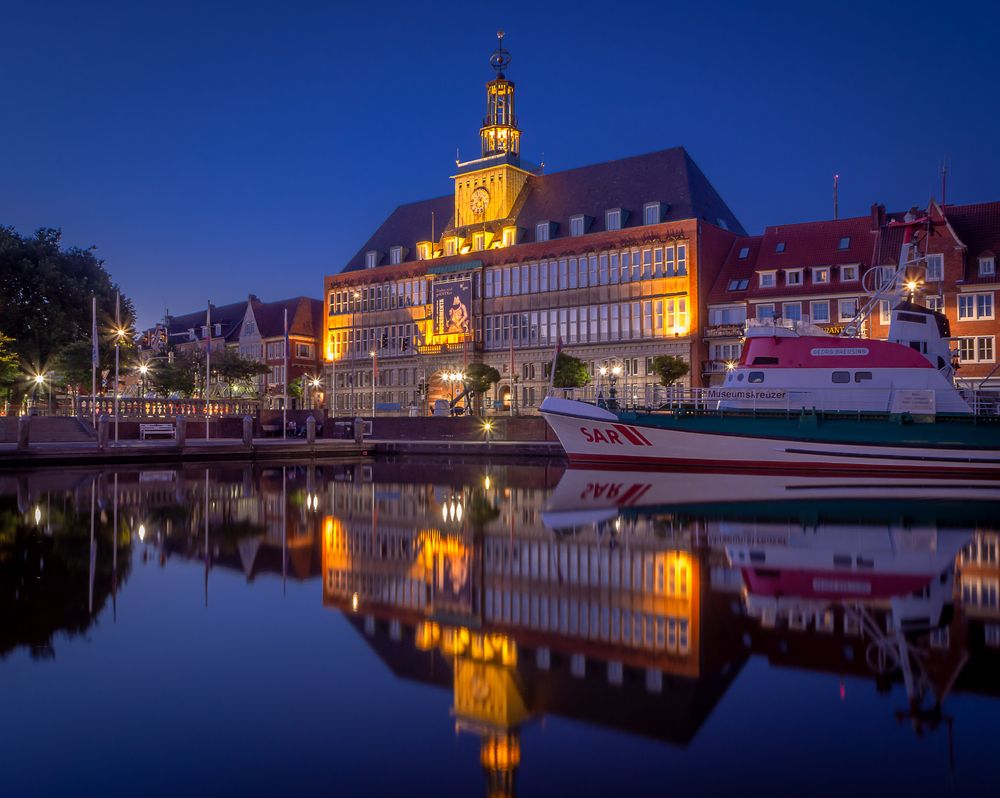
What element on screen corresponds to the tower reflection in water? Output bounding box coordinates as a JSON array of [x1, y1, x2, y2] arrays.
[[4, 461, 1000, 795], [321, 464, 1000, 793]]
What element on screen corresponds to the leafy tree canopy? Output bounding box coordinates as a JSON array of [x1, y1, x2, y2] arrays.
[[212, 349, 269, 398], [651, 355, 690, 387], [0, 333, 19, 402], [148, 352, 197, 398], [552, 352, 591, 389], [465, 362, 501, 395], [0, 226, 134, 375]]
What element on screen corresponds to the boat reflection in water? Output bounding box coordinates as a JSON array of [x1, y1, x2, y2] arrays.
[[4, 461, 1000, 794], [322, 464, 1000, 790]]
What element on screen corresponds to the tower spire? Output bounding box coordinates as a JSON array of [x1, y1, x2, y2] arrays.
[[481, 31, 520, 160]]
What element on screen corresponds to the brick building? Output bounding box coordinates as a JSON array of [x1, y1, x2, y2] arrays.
[[706, 200, 1000, 388], [323, 35, 743, 414]]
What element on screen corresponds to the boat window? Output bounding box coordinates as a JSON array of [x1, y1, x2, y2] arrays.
[[748, 371, 765, 383], [897, 311, 926, 324], [833, 554, 853, 568], [856, 556, 875, 569], [736, 372, 745, 382], [752, 356, 779, 365], [854, 371, 873, 382], [749, 550, 766, 564], [831, 371, 850, 383]]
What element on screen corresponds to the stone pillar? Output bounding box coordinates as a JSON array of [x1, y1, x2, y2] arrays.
[[97, 415, 109, 450], [353, 416, 364, 445], [16, 416, 30, 451], [306, 415, 316, 444], [175, 415, 187, 449], [242, 415, 253, 448]]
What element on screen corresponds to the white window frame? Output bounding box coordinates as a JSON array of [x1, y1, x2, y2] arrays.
[[502, 227, 516, 247], [879, 299, 892, 325], [980, 257, 996, 277], [925, 253, 944, 281], [389, 246, 402, 265], [785, 269, 804, 286], [838, 298, 858, 322], [472, 232, 485, 252], [958, 336, 995, 364], [812, 267, 830, 284], [810, 300, 830, 323], [605, 208, 622, 231], [416, 242, 430, 260], [643, 202, 661, 226], [758, 271, 777, 289], [958, 292, 995, 321], [756, 303, 776, 319], [365, 251, 378, 269], [444, 238, 457, 256], [925, 295, 943, 312], [782, 302, 802, 320], [569, 215, 585, 237], [840, 264, 859, 282], [535, 222, 550, 242]]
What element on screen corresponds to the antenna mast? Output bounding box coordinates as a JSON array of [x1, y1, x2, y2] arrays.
[[833, 174, 840, 220]]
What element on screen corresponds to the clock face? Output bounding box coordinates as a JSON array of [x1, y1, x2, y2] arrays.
[[470, 187, 490, 216]]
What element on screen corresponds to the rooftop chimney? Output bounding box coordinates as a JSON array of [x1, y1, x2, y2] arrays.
[[870, 202, 886, 230]]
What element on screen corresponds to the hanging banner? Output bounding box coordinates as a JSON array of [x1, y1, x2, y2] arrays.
[[432, 279, 472, 336]]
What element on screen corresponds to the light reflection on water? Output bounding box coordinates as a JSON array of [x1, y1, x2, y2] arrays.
[[2, 459, 1000, 797]]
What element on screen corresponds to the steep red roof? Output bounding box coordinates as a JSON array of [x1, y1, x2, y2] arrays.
[[706, 235, 761, 304], [942, 201, 1000, 285], [249, 296, 323, 340]]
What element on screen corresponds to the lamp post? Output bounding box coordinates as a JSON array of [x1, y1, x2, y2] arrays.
[[138, 362, 149, 415], [351, 290, 362, 415], [33, 373, 50, 415], [113, 325, 128, 441], [370, 351, 377, 417]]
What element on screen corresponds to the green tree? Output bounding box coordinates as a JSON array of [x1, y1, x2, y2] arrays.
[[552, 352, 591, 389], [0, 226, 134, 399], [0, 332, 19, 408], [651, 355, 690, 387], [212, 350, 269, 398], [465, 362, 501, 415], [149, 352, 198, 397]]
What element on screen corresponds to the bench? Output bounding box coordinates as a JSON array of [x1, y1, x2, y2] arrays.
[[139, 423, 175, 440]]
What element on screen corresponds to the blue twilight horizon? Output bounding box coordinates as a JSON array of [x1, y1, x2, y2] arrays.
[[2, 0, 998, 328]]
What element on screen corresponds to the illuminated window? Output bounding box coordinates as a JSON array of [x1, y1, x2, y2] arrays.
[[812, 267, 830, 283], [389, 246, 402, 265], [416, 242, 431, 260], [879, 300, 891, 325], [444, 238, 457, 256], [643, 202, 661, 225], [569, 215, 585, 236], [925, 253, 944, 281], [365, 251, 378, 269], [472, 232, 485, 252], [535, 222, 550, 242], [502, 227, 516, 247], [606, 208, 621, 231]]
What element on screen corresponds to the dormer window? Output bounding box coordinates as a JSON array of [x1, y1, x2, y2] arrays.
[[838, 237, 851, 250], [980, 256, 996, 276], [535, 222, 550, 242], [201, 325, 209, 338], [738, 246, 750, 260], [643, 202, 661, 226], [365, 250, 378, 269], [841, 264, 859, 281], [569, 215, 585, 237], [775, 242, 786, 253], [606, 208, 622, 231], [472, 232, 485, 252], [502, 226, 517, 247], [214, 323, 222, 336], [812, 267, 830, 284], [785, 269, 803, 286], [444, 237, 458, 256], [759, 271, 777, 289], [389, 246, 403, 265], [416, 242, 431, 260]]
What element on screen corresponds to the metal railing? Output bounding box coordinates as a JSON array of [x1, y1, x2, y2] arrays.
[[546, 385, 1000, 418]]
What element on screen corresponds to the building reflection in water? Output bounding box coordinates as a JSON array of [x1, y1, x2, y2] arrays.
[[3, 461, 999, 794]]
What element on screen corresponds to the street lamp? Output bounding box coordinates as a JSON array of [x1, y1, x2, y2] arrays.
[[32, 372, 51, 415], [113, 325, 128, 442], [370, 350, 377, 417]]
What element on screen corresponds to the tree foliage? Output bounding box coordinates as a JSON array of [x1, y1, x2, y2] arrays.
[[464, 362, 501, 415], [148, 352, 198, 398], [0, 226, 134, 390], [0, 332, 19, 406], [552, 352, 591, 389], [651, 355, 690, 387], [212, 350, 269, 398]]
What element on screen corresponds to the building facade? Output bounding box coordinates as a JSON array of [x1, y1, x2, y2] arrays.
[[705, 200, 1000, 388], [323, 35, 744, 414]]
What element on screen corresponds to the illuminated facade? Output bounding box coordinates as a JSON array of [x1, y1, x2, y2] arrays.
[[323, 34, 744, 413]]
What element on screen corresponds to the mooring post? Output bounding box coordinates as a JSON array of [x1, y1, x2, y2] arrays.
[[243, 415, 253, 449], [16, 416, 30, 452], [175, 415, 187, 449]]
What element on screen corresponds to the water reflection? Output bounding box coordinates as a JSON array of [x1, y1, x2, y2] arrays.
[[2, 461, 999, 794]]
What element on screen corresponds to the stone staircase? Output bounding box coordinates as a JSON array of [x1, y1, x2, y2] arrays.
[[0, 416, 96, 443]]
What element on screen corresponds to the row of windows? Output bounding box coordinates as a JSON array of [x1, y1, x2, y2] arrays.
[[484, 243, 688, 297], [483, 299, 689, 349], [261, 341, 314, 360], [330, 279, 430, 315], [331, 323, 419, 359], [754, 298, 859, 323]]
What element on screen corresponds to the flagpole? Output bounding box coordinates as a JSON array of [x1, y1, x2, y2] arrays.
[[372, 350, 377, 417], [91, 296, 98, 429], [205, 301, 212, 440], [114, 291, 120, 442], [283, 307, 288, 439]]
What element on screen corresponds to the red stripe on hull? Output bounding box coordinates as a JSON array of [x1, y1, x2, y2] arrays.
[[741, 567, 932, 600], [564, 452, 1000, 479]]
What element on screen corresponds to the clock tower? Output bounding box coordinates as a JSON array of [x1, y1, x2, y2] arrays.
[[452, 32, 536, 232]]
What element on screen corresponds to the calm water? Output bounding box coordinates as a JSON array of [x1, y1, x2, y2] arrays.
[[3, 458, 999, 797]]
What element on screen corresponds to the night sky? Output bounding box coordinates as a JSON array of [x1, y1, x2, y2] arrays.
[[3, 0, 998, 328]]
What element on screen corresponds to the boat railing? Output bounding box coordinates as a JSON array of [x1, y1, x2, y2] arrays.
[[546, 385, 1000, 418]]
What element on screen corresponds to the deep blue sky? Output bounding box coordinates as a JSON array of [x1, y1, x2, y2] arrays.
[[3, 0, 998, 328]]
